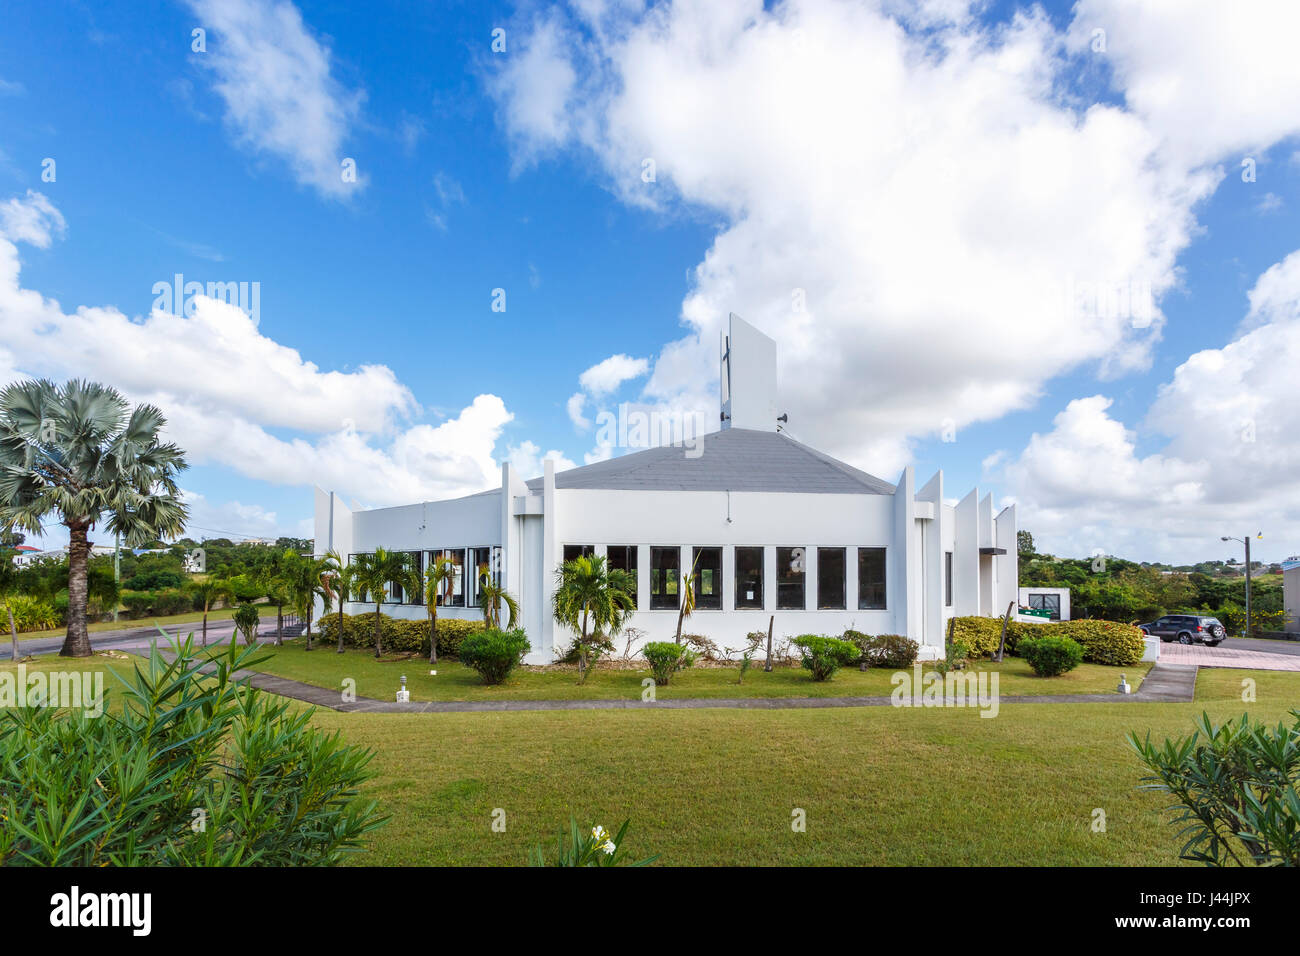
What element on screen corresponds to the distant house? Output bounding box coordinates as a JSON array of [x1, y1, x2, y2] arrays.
[[314, 314, 1018, 663], [1283, 558, 1300, 633], [1018, 586, 1071, 621]]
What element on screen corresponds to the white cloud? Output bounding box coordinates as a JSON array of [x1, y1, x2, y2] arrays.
[[566, 391, 591, 430], [578, 352, 650, 396], [489, 13, 578, 165], [506, 440, 578, 477], [187, 0, 364, 199], [0, 192, 546, 511], [1003, 250, 1300, 562]]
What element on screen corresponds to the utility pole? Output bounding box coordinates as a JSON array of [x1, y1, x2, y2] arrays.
[[1222, 533, 1262, 639]]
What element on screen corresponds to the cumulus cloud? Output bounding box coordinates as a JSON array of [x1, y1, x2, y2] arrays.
[[187, 0, 364, 199], [1002, 250, 1300, 561], [0, 192, 545, 512], [507, 439, 578, 477], [577, 353, 650, 396]]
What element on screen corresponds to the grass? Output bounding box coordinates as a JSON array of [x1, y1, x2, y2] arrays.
[[307, 667, 1300, 866], [215, 639, 1153, 702]]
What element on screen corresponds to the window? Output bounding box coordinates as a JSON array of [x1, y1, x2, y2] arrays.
[[944, 551, 953, 607], [734, 547, 764, 609], [650, 547, 680, 610], [563, 544, 594, 564], [1027, 592, 1060, 621], [817, 548, 846, 609], [693, 547, 722, 609], [606, 545, 639, 608], [470, 547, 492, 605], [428, 548, 465, 606], [407, 551, 424, 605], [776, 547, 806, 610], [857, 548, 887, 609]]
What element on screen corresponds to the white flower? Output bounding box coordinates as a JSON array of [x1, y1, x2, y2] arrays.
[[591, 825, 607, 841], [602, 840, 616, 855]]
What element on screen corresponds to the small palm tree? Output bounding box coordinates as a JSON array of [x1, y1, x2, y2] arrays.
[[259, 550, 294, 646], [286, 551, 339, 652], [0, 379, 188, 657], [674, 551, 702, 645], [191, 572, 234, 648], [423, 553, 460, 664], [321, 551, 355, 654], [552, 554, 635, 682], [351, 547, 414, 658], [478, 566, 519, 630]]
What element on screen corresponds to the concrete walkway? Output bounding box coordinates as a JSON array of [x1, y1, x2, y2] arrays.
[[200, 660, 1199, 714]]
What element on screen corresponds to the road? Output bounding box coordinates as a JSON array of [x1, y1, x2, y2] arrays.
[[1221, 635, 1300, 657], [3, 615, 280, 661]]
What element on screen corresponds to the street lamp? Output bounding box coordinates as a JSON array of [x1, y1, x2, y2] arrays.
[[1221, 533, 1263, 639]]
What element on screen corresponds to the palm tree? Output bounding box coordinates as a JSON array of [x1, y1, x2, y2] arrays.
[[0, 380, 188, 657], [321, 550, 355, 653], [674, 551, 702, 645], [351, 547, 414, 658], [552, 554, 635, 682], [423, 553, 460, 664], [477, 565, 519, 630], [259, 550, 294, 646], [286, 551, 339, 652], [191, 571, 234, 648], [0, 548, 20, 662]]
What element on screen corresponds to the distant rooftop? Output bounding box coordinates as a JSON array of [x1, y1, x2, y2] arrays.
[[523, 427, 895, 495]]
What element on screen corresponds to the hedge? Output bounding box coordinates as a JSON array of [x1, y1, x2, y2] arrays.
[[317, 611, 485, 658], [948, 616, 1145, 666]]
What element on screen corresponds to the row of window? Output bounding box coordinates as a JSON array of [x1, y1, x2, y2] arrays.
[[565, 544, 890, 612], [348, 547, 499, 607]]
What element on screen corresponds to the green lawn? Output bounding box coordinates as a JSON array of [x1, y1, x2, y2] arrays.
[[16, 604, 256, 643], [308, 667, 1300, 866], [218, 639, 1153, 702]]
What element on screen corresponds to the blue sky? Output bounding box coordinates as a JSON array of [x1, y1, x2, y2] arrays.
[[2, 0, 1298, 563]]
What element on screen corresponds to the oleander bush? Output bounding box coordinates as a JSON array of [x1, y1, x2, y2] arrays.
[[1018, 635, 1084, 677], [458, 628, 531, 684], [0, 638, 387, 866], [792, 635, 859, 682], [1130, 710, 1300, 866]]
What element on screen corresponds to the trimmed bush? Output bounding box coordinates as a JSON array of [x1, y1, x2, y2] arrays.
[[792, 635, 859, 681], [458, 628, 530, 684], [642, 641, 690, 685], [853, 633, 919, 669], [949, 616, 1145, 666], [317, 612, 484, 657], [1018, 635, 1084, 676]]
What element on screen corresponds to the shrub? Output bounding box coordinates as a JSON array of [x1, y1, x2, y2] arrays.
[[642, 641, 690, 685], [120, 590, 155, 619], [0, 594, 62, 632], [1129, 711, 1300, 866], [1018, 635, 1084, 676], [934, 640, 970, 677], [121, 569, 184, 591], [792, 635, 859, 681], [0, 638, 387, 865], [948, 616, 1145, 666], [459, 628, 530, 684], [317, 612, 484, 657], [856, 633, 919, 669], [680, 633, 723, 661]]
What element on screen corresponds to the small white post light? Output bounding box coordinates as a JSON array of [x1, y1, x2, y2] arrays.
[[1117, 673, 1131, 695], [396, 674, 410, 703]]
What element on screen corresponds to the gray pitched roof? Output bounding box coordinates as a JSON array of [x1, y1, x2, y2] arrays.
[[523, 428, 895, 495]]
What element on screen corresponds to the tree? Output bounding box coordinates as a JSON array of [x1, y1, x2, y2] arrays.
[[1017, 530, 1035, 555], [552, 554, 635, 682], [0, 548, 20, 662], [0, 380, 188, 657], [351, 548, 415, 658], [233, 602, 261, 646], [321, 551, 354, 654], [674, 551, 702, 645], [423, 554, 459, 665], [191, 572, 233, 648], [286, 551, 339, 652], [259, 550, 294, 646], [478, 567, 519, 630]]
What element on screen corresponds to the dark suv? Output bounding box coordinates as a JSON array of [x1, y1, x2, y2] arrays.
[[1138, 615, 1226, 646]]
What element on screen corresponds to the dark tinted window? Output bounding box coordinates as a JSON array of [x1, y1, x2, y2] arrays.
[[817, 548, 846, 609], [606, 546, 638, 608], [776, 547, 806, 610], [650, 547, 680, 610], [857, 548, 887, 610], [735, 547, 763, 609], [693, 547, 722, 610], [563, 544, 594, 564]]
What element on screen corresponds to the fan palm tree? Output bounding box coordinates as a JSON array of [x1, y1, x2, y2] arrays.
[[0, 380, 188, 657], [286, 550, 339, 652], [423, 553, 460, 664], [552, 554, 635, 681], [351, 547, 414, 658], [477, 565, 519, 630]]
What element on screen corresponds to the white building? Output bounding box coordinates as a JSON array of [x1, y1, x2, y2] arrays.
[[1018, 586, 1071, 621], [314, 314, 1017, 663]]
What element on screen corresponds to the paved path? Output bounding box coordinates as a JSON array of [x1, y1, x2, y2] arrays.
[[1221, 635, 1300, 658], [1157, 641, 1300, 671], [189, 660, 1199, 713], [4, 616, 279, 661]]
